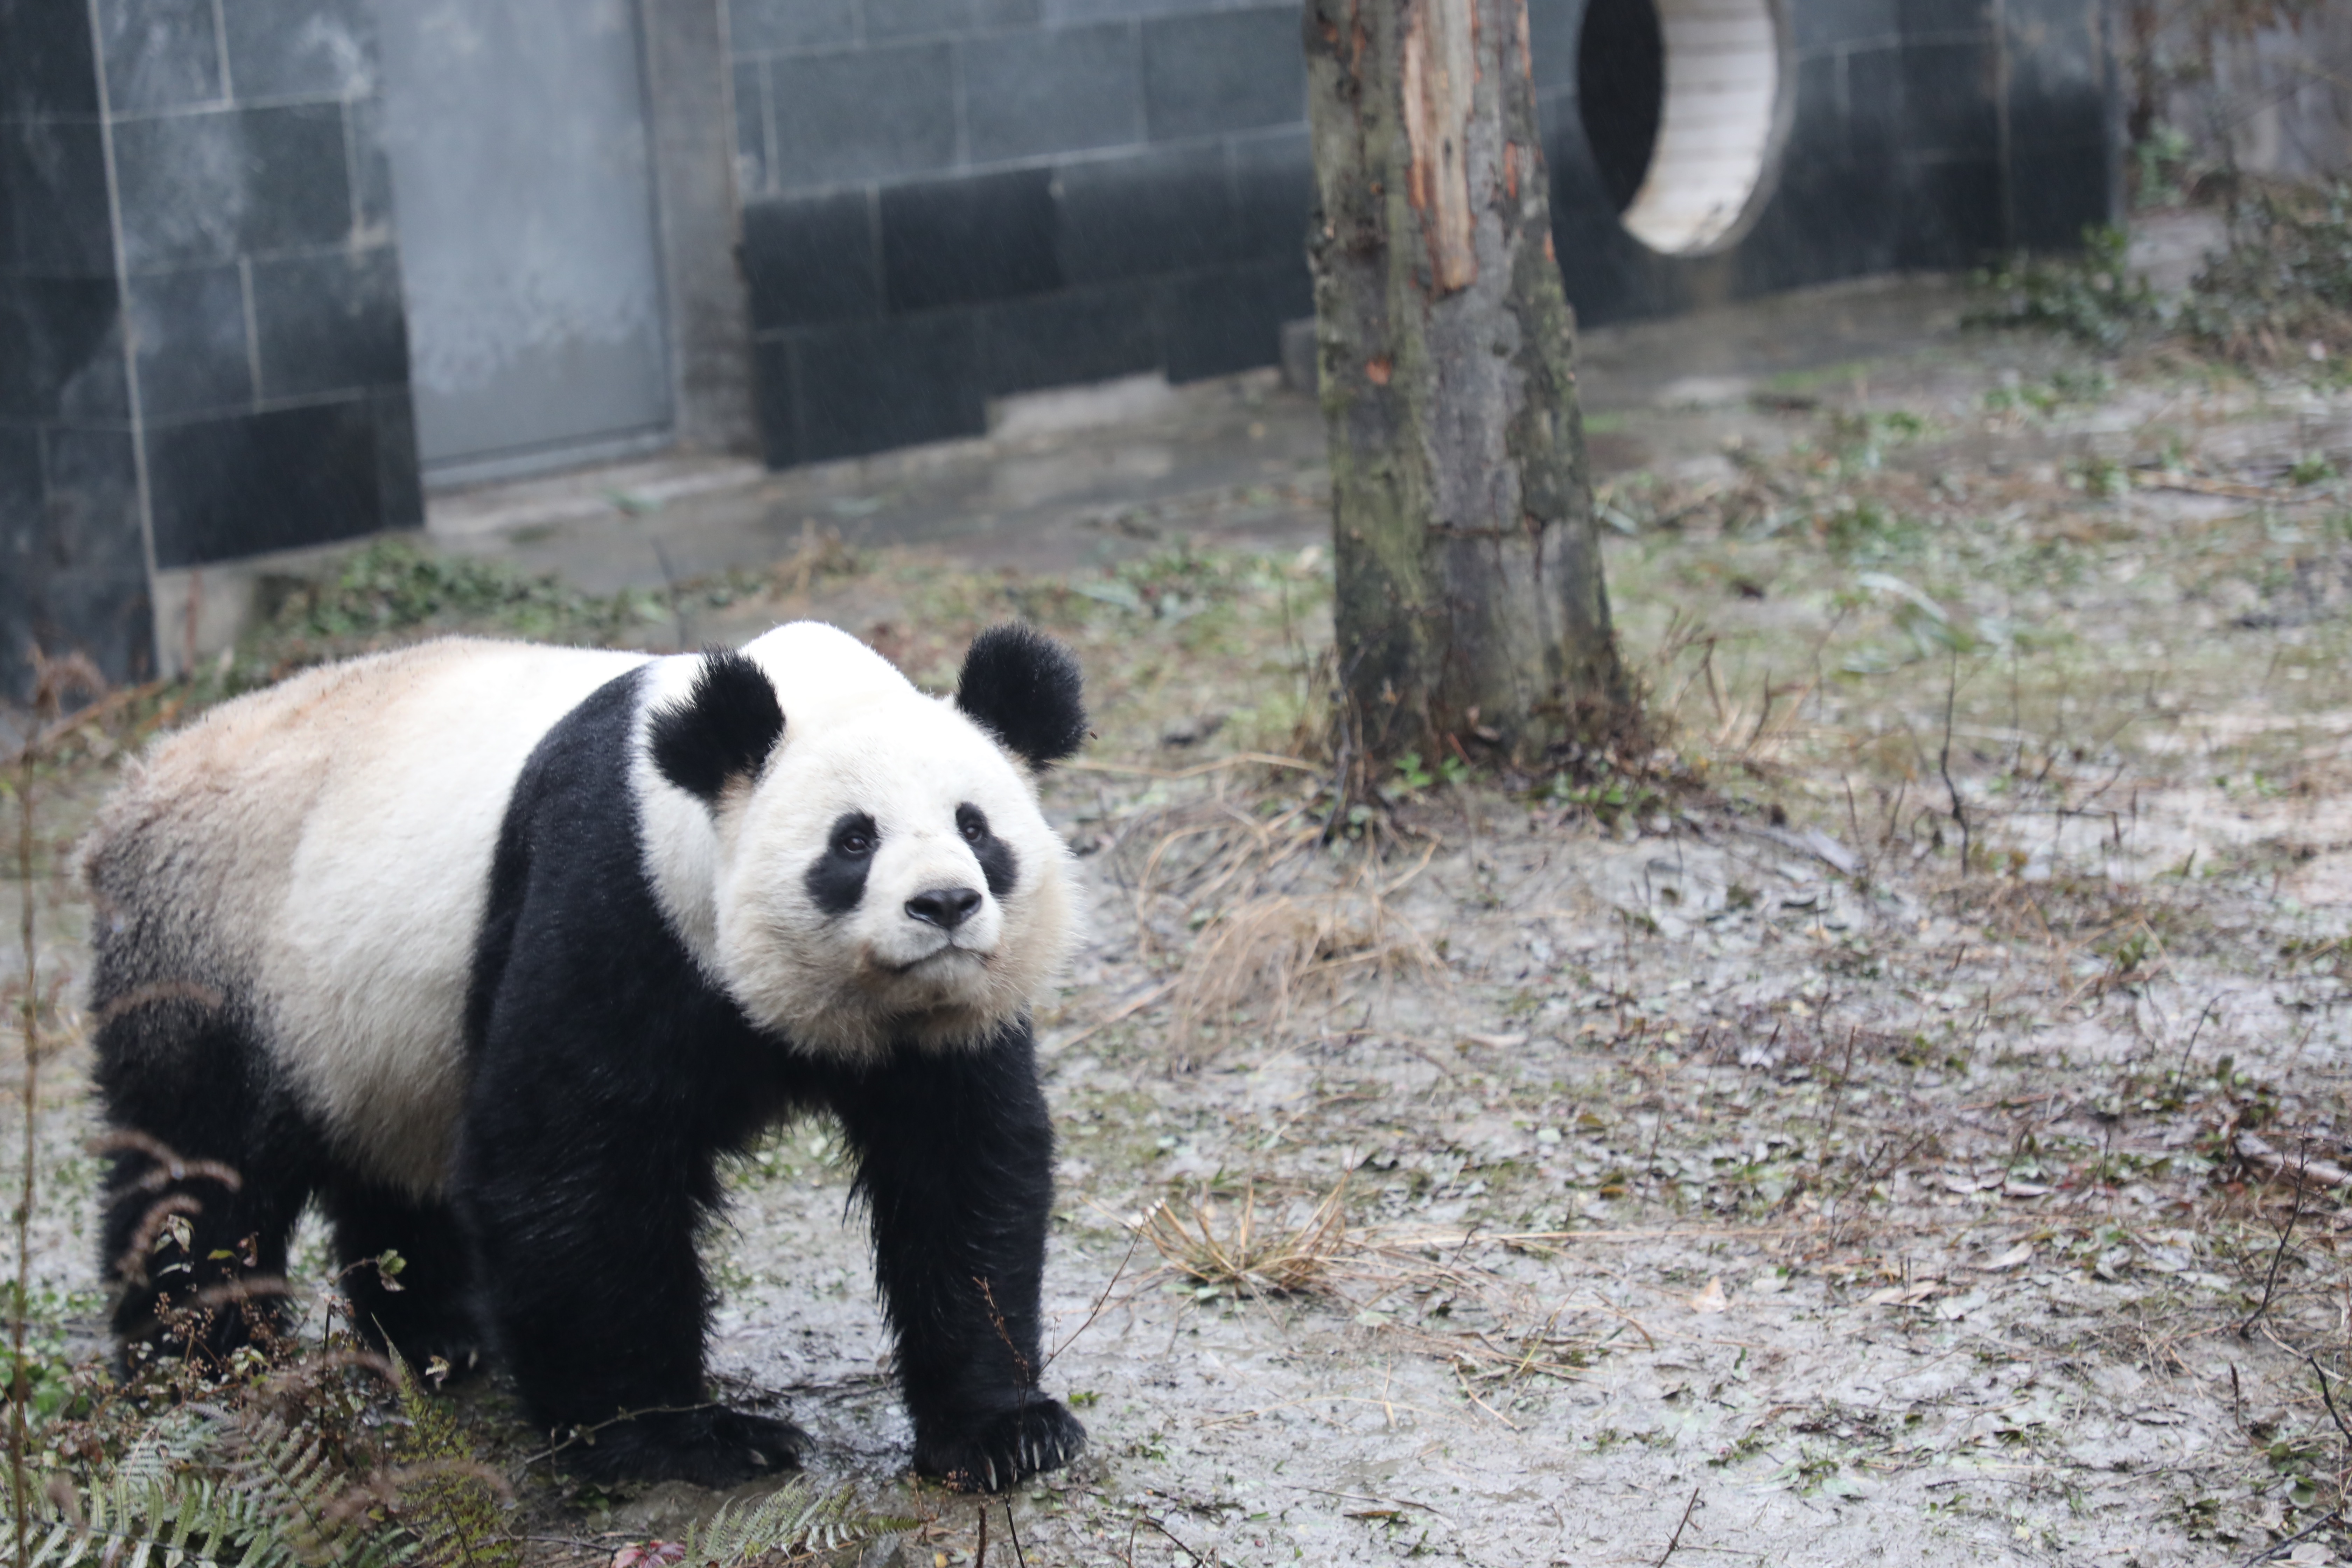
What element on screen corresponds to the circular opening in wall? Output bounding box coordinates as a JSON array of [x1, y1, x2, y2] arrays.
[[1577, 0, 1784, 255]]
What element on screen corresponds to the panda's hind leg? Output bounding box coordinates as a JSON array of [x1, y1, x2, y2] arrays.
[[317, 1180, 484, 1378], [94, 1005, 318, 1367]]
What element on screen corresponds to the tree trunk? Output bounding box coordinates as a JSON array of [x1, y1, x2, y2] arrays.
[[1304, 0, 1630, 777]]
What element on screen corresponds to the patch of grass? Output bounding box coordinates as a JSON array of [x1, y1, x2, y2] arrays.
[[1968, 226, 2158, 351], [2179, 183, 2352, 368]]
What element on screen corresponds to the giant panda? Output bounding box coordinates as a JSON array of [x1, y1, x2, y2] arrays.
[[82, 620, 1091, 1491]]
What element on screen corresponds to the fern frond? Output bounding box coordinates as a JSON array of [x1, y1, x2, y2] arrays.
[[8, 1466, 272, 1568], [386, 1358, 516, 1568], [682, 1480, 914, 1567]]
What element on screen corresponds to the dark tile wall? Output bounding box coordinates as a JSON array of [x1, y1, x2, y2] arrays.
[[0, 0, 150, 699], [729, 0, 2115, 470], [730, 0, 1314, 465], [1, 0, 425, 699], [1532, 0, 2113, 324], [103, 0, 420, 573]]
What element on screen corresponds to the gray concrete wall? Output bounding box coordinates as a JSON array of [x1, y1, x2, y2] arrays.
[[2151, 5, 2352, 185]]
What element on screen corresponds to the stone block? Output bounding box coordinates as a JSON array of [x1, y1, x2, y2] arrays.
[[881, 167, 1059, 312], [146, 394, 382, 565], [963, 21, 1141, 163], [98, 0, 223, 115], [0, 0, 103, 119], [976, 279, 1161, 395], [1160, 256, 1308, 381], [1231, 127, 1311, 262], [867, 0, 1039, 41], [742, 190, 882, 330], [1900, 40, 1999, 160], [2, 120, 114, 276], [769, 43, 954, 188], [732, 60, 768, 194], [1055, 141, 1236, 284], [250, 244, 408, 398], [0, 278, 128, 422], [41, 425, 144, 573], [2008, 140, 2112, 250], [221, 0, 378, 100], [728, 0, 855, 53], [126, 263, 252, 418], [791, 312, 985, 460], [115, 103, 351, 269], [1142, 5, 1304, 140]]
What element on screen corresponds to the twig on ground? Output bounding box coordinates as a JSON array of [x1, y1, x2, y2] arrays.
[[1141, 1516, 1208, 1566], [1045, 1224, 1147, 1371], [1002, 1497, 1027, 1568], [1939, 653, 1969, 872], [1654, 1486, 1702, 1567], [2310, 1357, 2352, 1450], [2239, 1510, 2343, 1568], [2240, 1142, 2311, 1339]]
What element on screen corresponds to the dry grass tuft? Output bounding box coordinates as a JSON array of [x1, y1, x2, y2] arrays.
[[1142, 1181, 1349, 1297], [1171, 889, 1437, 1055]]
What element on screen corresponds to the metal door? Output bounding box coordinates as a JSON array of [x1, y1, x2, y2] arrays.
[[373, 0, 672, 484]]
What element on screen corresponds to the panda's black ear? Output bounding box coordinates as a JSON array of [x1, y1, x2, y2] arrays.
[[955, 624, 1087, 768], [650, 649, 785, 803]]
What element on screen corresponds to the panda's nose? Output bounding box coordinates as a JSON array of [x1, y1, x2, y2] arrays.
[[905, 886, 984, 930]]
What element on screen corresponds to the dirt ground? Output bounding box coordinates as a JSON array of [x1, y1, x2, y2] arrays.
[[10, 226, 2352, 1565]]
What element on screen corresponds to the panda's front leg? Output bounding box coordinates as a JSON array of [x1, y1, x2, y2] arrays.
[[455, 1057, 810, 1487], [828, 1019, 1087, 1491]]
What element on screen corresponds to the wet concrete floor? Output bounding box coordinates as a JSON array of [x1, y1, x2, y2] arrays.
[[427, 268, 2010, 596]]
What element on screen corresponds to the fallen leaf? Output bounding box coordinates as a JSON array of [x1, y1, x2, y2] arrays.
[[1978, 1243, 2034, 1271], [1690, 1276, 1731, 1313]]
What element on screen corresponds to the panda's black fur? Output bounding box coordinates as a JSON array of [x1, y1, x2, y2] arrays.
[[89, 625, 1088, 1492]]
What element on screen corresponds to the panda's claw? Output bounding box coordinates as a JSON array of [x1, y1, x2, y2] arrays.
[[916, 1398, 1086, 1492]]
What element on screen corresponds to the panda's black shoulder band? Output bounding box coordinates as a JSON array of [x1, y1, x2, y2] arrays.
[[650, 649, 785, 803], [955, 624, 1087, 768]]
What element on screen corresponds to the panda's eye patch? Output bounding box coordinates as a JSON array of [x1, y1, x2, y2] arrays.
[[957, 802, 1019, 900], [806, 812, 878, 916], [832, 814, 878, 858]]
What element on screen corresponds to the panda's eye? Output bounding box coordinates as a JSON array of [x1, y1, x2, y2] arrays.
[[831, 813, 878, 858], [956, 804, 989, 845]]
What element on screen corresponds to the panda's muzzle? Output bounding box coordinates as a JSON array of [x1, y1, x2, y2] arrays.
[[905, 885, 984, 931]]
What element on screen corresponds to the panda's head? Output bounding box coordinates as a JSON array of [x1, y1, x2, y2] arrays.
[[640, 623, 1087, 1062]]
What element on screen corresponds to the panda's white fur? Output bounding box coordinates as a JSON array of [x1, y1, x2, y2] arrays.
[[89, 622, 1075, 1200], [639, 621, 1075, 1061]]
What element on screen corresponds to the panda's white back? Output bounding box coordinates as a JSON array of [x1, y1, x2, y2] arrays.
[[86, 637, 650, 1195]]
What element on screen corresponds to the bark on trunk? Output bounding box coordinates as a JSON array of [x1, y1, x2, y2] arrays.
[[1304, 0, 1629, 774]]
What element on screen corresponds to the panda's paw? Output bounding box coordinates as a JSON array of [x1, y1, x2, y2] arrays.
[[575, 1407, 813, 1488], [916, 1400, 1087, 1493]]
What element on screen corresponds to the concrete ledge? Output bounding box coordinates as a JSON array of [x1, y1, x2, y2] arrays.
[[149, 534, 407, 679]]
